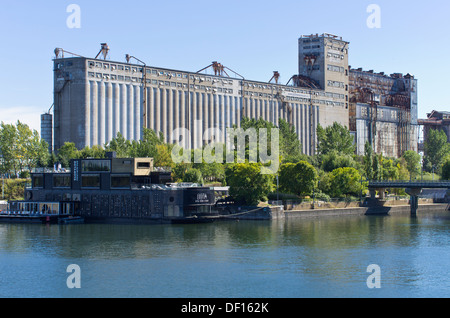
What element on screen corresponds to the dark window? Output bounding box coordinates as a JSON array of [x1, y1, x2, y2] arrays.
[[32, 175, 44, 188], [137, 162, 151, 169], [81, 174, 100, 188], [82, 160, 111, 172], [53, 175, 71, 188], [111, 175, 131, 188]]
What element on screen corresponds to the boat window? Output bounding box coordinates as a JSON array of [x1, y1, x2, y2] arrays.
[[82, 160, 111, 172], [32, 174, 44, 188], [137, 162, 151, 169], [111, 174, 131, 188], [53, 174, 71, 188], [81, 174, 100, 188]]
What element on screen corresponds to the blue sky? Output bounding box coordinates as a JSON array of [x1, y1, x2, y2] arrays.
[[0, 0, 449, 133]]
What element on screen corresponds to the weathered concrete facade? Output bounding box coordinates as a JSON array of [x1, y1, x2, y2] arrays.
[[52, 36, 350, 156], [418, 110, 450, 148], [349, 68, 419, 157], [49, 34, 418, 159]]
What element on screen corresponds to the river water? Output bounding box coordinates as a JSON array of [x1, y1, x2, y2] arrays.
[[0, 210, 449, 298]]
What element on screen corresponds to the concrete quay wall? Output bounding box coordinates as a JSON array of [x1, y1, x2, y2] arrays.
[[222, 204, 448, 220], [284, 203, 448, 219]]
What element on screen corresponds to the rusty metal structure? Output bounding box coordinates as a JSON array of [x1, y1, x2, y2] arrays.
[[348, 68, 418, 157]]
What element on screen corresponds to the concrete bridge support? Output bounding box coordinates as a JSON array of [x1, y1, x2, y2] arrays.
[[405, 188, 422, 217], [369, 188, 386, 200]]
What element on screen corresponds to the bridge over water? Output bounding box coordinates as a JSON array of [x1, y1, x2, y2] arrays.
[[368, 181, 450, 216]]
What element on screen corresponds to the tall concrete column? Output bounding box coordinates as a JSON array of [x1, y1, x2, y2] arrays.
[[220, 95, 225, 143], [148, 88, 154, 131], [209, 93, 214, 136], [107, 82, 113, 144], [236, 97, 241, 128], [120, 84, 127, 139], [114, 83, 120, 138], [91, 81, 98, 147], [155, 88, 160, 134], [134, 85, 141, 140], [174, 90, 180, 133], [162, 89, 167, 143], [198, 93, 203, 147], [192, 92, 198, 149], [85, 81, 91, 148], [128, 85, 135, 141], [167, 89, 173, 143], [99, 82, 105, 146]]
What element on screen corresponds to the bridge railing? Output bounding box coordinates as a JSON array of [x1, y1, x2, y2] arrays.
[[368, 181, 450, 188]]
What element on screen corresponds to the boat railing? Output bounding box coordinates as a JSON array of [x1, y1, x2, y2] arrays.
[[31, 167, 71, 174]]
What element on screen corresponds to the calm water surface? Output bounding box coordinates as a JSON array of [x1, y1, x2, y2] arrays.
[[0, 210, 449, 298]]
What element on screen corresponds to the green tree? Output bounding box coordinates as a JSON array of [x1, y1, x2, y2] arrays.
[[424, 129, 450, 173], [402, 150, 421, 180], [321, 149, 357, 172], [57, 142, 79, 168], [381, 157, 399, 181], [442, 156, 450, 180], [136, 129, 164, 158], [316, 122, 355, 156], [225, 162, 274, 206], [194, 162, 225, 183], [0, 121, 49, 175], [278, 119, 303, 162], [278, 161, 318, 197], [233, 117, 278, 163], [0, 122, 19, 175], [154, 144, 174, 168], [183, 168, 203, 184], [328, 167, 364, 198], [363, 141, 374, 180], [372, 153, 383, 181], [105, 132, 131, 158], [79, 145, 106, 159]]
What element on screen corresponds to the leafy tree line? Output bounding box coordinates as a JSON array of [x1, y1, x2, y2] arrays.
[[1, 118, 449, 206], [0, 121, 50, 177]]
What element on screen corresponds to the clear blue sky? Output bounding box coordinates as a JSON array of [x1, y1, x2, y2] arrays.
[[1, 0, 449, 133]]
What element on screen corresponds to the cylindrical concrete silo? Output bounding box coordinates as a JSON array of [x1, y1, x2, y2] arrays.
[[40, 113, 53, 153]]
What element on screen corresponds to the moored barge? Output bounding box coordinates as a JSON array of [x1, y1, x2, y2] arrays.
[[4, 154, 223, 224]]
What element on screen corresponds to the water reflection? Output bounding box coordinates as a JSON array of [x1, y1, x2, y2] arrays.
[[0, 210, 449, 297]]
